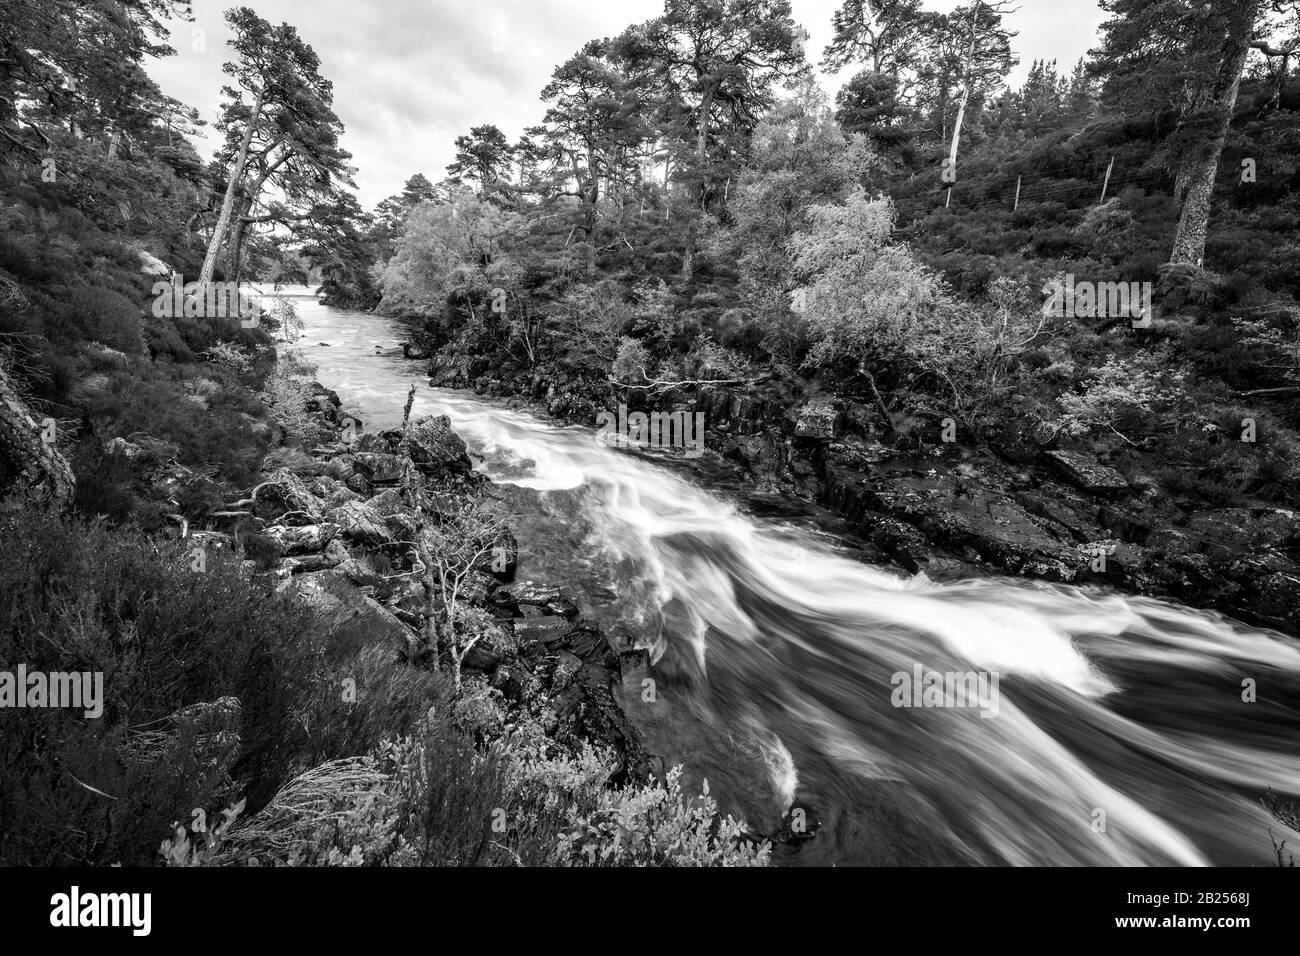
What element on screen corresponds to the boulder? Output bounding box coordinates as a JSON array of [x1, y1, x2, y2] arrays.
[[351, 452, 408, 485], [260, 468, 326, 523], [137, 249, 172, 276], [265, 523, 337, 555], [335, 557, 387, 590], [1044, 450, 1129, 495], [327, 500, 394, 546], [384, 511, 420, 543], [406, 415, 474, 477], [366, 488, 407, 516], [491, 580, 562, 614], [344, 470, 373, 497], [513, 615, 573, 646], [794, 401, 838, 440], [306, 475, 361, 509], [277, 570, 412, 647]]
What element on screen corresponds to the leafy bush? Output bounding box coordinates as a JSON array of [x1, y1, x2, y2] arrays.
[[555, 766, 771, 867]]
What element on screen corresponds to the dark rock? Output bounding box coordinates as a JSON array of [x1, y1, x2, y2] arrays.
[[545, 594, 580, 620], [794, 401, 838, 440], [1044, 450, 1129, 495], [490, 666, 524, 702], [351, 452, 408, 485], [513, 615, 572, 646], [492, 580, 563, 614], [406, 415, 474, 477], [550, 650, 585, 691]]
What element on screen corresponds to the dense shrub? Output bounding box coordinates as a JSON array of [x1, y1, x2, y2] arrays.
[[0, 507, 324, 864]]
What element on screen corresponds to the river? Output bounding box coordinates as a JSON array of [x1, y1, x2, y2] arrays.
[[263, 284, 1300, 867]]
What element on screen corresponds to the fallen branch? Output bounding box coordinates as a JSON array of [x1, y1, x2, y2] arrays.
[[1235, 385, 1300, 397], [608, 365, 751, 396]]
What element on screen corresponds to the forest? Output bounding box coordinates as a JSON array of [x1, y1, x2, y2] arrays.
[[1, 0, 1298, 872]]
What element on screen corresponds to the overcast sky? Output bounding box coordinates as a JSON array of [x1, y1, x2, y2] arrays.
[[146, 0, 1107, 209]]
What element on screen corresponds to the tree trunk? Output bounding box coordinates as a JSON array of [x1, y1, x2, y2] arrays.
[[228, 200, 250, 285], [199, 85, 265, 290], [695, 86, 714, 206], [228, 146, 290, 284], [1169, 2, 1258, 267], [0, 365, 74, 511], [947, 3, 981, 173]]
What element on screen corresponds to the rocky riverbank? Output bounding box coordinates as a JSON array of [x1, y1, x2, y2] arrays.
[[431, 354, 1300, 638], [180, 378, 654, 786]]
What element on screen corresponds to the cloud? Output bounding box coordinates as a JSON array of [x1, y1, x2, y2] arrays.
[[144, 0, 1103, 209]]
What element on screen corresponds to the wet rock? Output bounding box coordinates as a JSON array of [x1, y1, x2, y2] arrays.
[[544, 593, 580, 620], [492, 580, 563, 615], [406, 415, 474, 477], [1254, 572, 1300, 625], [1183, 508, 1300, 554], [1044, 450, 1129, 495], [513, 615, 572, 646], [550, 650, 584, 691], [305, 383, 341, 422]]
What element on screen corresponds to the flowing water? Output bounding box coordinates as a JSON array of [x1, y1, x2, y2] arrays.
[[266, 285, 1300, 867]]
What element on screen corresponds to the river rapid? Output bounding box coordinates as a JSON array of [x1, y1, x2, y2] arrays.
[[265, 285, 1300, 867]]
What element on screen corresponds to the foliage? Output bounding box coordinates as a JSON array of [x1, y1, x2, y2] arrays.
[[555, 766, 771, 866]]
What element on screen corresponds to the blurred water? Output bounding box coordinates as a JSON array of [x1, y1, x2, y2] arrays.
[[266, 285, 1300, 866]]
